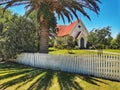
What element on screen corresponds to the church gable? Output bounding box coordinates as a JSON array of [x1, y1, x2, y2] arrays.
[[56, 19, 88, 49], [57, 19, 88, 38], [70, 20, 88, 38]]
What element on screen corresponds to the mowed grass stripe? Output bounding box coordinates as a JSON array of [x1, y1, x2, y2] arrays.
[[0, 62, 120, 90]]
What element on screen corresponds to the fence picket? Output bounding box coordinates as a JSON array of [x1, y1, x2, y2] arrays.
[[13, 53, 120, 81]]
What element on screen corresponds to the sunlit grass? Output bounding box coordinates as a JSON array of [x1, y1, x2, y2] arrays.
[[0, 62, 120, 90], [104, 49, 120, 53], [49, 48, 120, 55], [49, 48, 97, 54]]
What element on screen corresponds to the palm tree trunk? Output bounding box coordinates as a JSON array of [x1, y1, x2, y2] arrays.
[[39, 21, 49, 53]]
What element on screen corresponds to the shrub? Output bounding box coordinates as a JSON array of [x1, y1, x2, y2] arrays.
[[0, 16, 38, 60]]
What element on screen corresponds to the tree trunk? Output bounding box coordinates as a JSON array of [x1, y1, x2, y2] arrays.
[[39, 21, 49, 53]]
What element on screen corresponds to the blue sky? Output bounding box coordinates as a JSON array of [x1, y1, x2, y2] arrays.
[[9, 0, 120, 38]]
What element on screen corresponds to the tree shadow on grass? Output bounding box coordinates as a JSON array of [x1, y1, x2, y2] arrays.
[[77, 75, 109, 86], [57, 71, 83, 90], [0, 62, 109, 90], [28, 70, 54, 90], [0, 61, 30, 71]]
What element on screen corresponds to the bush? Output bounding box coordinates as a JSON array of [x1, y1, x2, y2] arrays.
[[56, 36, 75, 49], [0, 16, 38, 60]]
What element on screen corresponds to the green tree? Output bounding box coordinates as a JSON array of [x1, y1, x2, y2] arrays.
[[110, 33, 120, 49], [67, 36, 74, 49], [110, 39, 118, 49], [0, 15, 38, 60], [67, 36, 75, 54], [88, 26, 113, 49], [0, 7, 13, 60], [0, 0, 100, 53], [87, 31, 97, 49], [0, 7, 13, 34], [0, 7, 13, 22], [116, 33, 120, 49], [0, 22, 3, 32], [106, 35, 113, 48]]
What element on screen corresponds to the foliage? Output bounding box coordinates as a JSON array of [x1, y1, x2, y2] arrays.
[[110, 39, 118, 49], [55, 36, 76, 50], [55, 36, 75, 49], [66, 36, 75, 53], [88, 26, 113, 49], [67, 36, 75, 49], [0, 0, 100, 53], [110, 33, 120, 49], [28, 11, 57, 48], [49, 39, 55, 47], [116, 33, 120, 49], [0, 22, 3, 33], [0, 7, 12, 34], [0, 7, 13, 60], [1, 0, 100, 22], [0, 7, 13, 22], [55, 36, 67, 49], [88, 27, 120, 49], [0, 15, 38, 60]]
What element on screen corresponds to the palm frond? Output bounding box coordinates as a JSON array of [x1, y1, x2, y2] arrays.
[[0, 0, 101, 22]]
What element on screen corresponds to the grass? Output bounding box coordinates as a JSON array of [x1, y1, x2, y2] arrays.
[[0, 62, 120, 90], [49, 48, 120, 54], [104, 49, 120, 53], [49, 48, 97, 54]]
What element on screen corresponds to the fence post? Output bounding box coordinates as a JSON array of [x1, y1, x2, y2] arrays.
[[15, 53, 120, 81]]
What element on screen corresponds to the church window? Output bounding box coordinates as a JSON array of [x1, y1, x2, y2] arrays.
[[78, 25, 81, 28]]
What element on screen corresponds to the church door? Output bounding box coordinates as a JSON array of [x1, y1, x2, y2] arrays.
[[80, 37, 84, 49]]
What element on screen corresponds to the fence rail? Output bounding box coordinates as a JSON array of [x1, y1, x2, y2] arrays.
[[12, 53, 120, 81]]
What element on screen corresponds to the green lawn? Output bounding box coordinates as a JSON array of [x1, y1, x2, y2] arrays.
[[0, 62, 120, 90], [49, 48, 120, 54], [104, 49, 120, 53], [49, 48, 97, 54]]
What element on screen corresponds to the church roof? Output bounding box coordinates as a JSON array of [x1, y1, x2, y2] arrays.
[[57, 20, 78, 37]]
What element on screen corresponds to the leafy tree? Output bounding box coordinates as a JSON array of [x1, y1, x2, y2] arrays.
[[110, 39, 118, 49], [0, 15, 38, 60], [67, 36, 75, 54], [0, 22, 3, 34], [67, 36, 74, 49], [0, 7, 13, 34], [56, 37, 68, 49], [116, 33, 120, 49], [110, 33, 120, 49], [88, 26, 113, 49], [0, 0, 100, 53], [87, 31, 97, 49], [55, 36, 75, 50], [0, 7, 13, 60], [105, 35, 113, 48]]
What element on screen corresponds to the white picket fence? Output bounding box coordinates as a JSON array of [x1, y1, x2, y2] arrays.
[[12, 53, 120, 81]]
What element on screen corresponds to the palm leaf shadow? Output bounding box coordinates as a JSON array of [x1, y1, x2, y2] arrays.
[[0, 69, 34, 80], [77, 75, 109, 86], [57, 72, 83, 90], [0, 69, 44, 90], [0, 62, 109, 90], [28, 70, 54, 90]]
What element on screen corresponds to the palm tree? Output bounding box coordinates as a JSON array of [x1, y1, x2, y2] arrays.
[[0, 0, 100, 53]]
